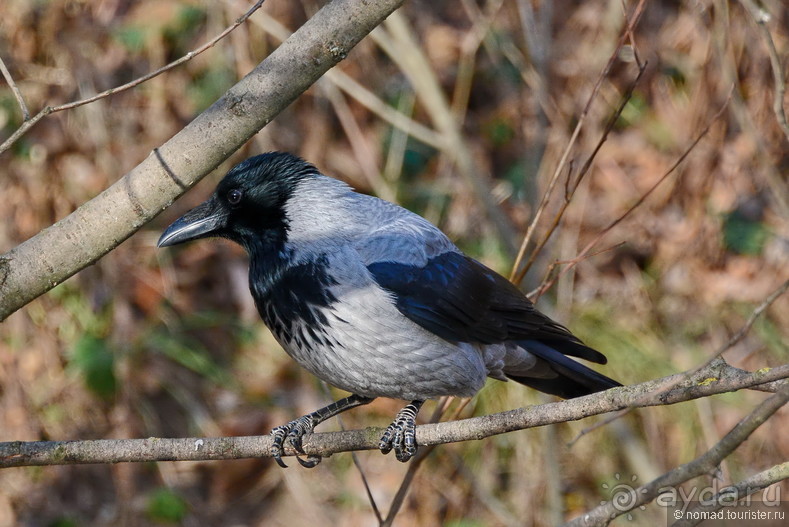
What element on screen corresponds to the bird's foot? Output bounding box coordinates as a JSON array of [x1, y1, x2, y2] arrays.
[[269, 394, 375, 468], [270, 415, 322, 468], [379, 400, 424, 462]]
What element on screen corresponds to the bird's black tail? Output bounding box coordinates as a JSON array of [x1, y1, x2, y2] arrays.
[[507, 340, 621, 399]]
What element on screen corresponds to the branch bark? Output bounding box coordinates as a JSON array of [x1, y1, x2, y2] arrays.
[[0, 0, 405, 322], [563, 385, 789, 526], [1, 360, 785, 469], [672, 462, 789, 527]]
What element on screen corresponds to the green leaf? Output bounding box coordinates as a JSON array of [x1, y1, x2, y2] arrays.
[[70, 335, 116, 399], [112, 26, 148, 53], [146, 488, 188, 523], [187, 68, 234, 113], [722, 211, 769, 255], [48, 517, 79, 527], [152, 331, 234, 388]]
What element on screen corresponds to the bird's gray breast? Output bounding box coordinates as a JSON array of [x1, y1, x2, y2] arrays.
[[252, 249, 488, 401]]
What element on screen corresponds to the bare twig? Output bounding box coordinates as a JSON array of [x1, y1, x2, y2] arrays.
[[515, 61, 648, 288], [711, 0, 789, 217], [672, 461, 789, 527], [531, 242, 627, 304], [738, 0, 789, 142], [567, 277, 789, 445], [0, 56, 30, 120], [562, 386, 789, 526], [1, 361, 786, 469], [701, 278, 789, 368], [380, 397, 452, 526], [0, 0, 268, 156], [509, 0, 648, 284], [529, 87, 734, 300], [327, 381, 384, 525]]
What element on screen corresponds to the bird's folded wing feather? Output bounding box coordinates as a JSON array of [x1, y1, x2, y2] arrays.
[[365, 249, 607, 365]]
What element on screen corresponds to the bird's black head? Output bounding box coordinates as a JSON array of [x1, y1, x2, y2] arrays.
[[157, 152, 318, 252]]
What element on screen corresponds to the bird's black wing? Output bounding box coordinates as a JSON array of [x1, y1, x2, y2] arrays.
[[367, 251, 606, 364]]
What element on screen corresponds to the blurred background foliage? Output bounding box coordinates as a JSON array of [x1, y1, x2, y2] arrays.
[[1, 0, 788, 525]]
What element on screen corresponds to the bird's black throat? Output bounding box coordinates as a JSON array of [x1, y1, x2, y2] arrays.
[[248, 249, 340, 352]]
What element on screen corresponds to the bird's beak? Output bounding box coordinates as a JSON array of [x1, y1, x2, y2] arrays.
[[157, 196, 228, 248]]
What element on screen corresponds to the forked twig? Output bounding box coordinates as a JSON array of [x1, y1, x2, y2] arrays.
[[0, 56, 30, 120], [529, 86, 735, 300], [509, 0, 648, 283], [514, 61, 648, 287], [738, 0, 789, 141], [563, 386, 789, 526], [529, 242, 626, 302], [567, 277, 789, 447], [0, 0, 267, 156]]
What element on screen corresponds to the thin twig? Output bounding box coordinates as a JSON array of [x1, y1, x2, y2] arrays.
[[529, 87, 734, 300], [738, 0, 789, 141], [563, 386, 789, 526], [711, 0, 789, 217], [0, 0, 267, 156], [530, 242, 626, 303], [509, 0, 648, 283], [0, 56, 30, 120], [327, 381, 384, 525], [381, 397, 452, 527], [515, 61, 648, 288], [672, 461, 789, 527], [567, 277, 789, 446]]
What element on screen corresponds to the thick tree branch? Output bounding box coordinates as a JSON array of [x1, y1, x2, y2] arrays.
[[563, 385, 789, 526], [0, 0, 405, 322], [1, 361, 785, 469]]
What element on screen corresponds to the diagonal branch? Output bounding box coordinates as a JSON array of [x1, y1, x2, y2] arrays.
[[737, 0, 789, 142], [0, 56, 30, 120], [562, 386, 789, 526], [1, 361, 786, 469], [671, 461, 789, 527], [529, 87, 734, 300], [0, 0, 406, 322], [567, 277, 789, 445], [509, 0, 648, 284]]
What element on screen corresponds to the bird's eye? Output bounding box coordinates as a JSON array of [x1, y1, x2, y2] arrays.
[[227, 189, 243, 206]]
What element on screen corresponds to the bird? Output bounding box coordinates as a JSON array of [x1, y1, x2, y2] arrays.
[[158, 152, 620, 467]]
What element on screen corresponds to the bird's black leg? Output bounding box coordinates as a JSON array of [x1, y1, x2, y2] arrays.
[[379, 400, 424, 462], [271, 393, 374, 468]]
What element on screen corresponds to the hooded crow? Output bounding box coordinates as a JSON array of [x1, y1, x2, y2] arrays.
[[158, 152, 620, 467]]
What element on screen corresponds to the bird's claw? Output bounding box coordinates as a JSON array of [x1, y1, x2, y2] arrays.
[[379, 402, 421, 462], [270, 415, 322, 468]]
